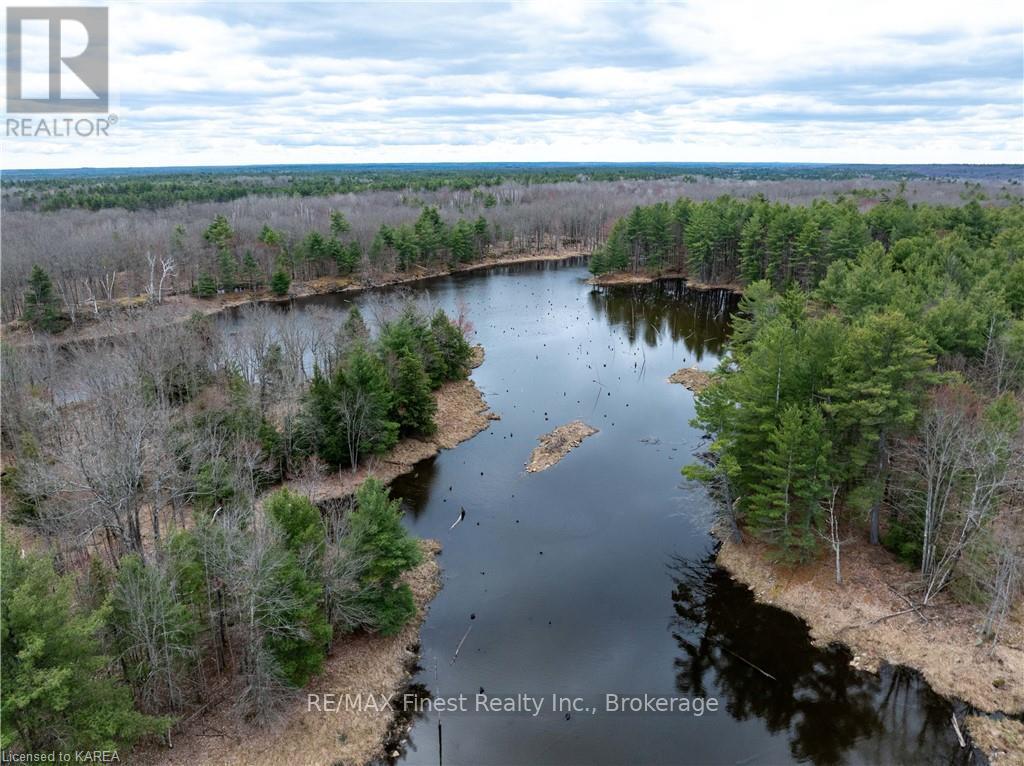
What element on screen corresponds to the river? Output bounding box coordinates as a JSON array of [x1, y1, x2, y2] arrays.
[[243, 257, 971, 766]]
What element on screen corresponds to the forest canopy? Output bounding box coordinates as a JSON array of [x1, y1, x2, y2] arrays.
[[3, 169, 1019, 326], [0, 300, 471, 751], [666, 194, 1024, 644]]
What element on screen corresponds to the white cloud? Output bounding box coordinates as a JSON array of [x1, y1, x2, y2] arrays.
[[2, 0, 1021, 168]]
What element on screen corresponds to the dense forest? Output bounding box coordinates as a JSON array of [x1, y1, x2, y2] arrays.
[[589, 194, 1021, 286], [648, 196, 1024, 643], [5, 164, 676, 213], [2, 172, 1017, 325], [0, 300, 473, 753], [7, 162, 1014, 213]]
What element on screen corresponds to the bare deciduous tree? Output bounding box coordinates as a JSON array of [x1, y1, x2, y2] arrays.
[[816, 485, 850, 584], [894, 386, 1024, 605], [198, 510, 309, 721], [110, 557, 197, 713]]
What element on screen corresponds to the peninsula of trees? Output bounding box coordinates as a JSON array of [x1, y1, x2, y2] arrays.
[[649, 195, 1024, 651], [1, 302, 474, 754]]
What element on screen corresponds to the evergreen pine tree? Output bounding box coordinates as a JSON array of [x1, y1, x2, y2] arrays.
[[827, 208, 869, 262], [195, 272, 218, 298], [588, 248, 608, 275], [473, 215, 489, 255], [343, 480, 422, 636], [270, 262, 291, 296], [739, 210, 766, 283], [335, 241, 361, 274], [685, 204, 715, 281], [825, 311, 937, 544], [430, 309, 473, 380], [379, 309, 446, 387], [747, 404, 832, 558], [261, 543, 331, 686], [1, 537, 166, 752], [241, 249, 261, 289], [266, 489, 326, 561], [203, 214, 234, 251], [329, 210, 351, 238], [303, 347, 398, 469], [794, 217, 823, 287], [263, 490, 331, 685], [343, 345, 399, 457], [392, 349, 437, 435], [342, 305, 369, 344], [23, 265, 64, 332]]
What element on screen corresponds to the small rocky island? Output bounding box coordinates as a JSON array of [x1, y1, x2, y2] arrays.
[[669, 366, 712, 393], [526, 420, 599, 473]]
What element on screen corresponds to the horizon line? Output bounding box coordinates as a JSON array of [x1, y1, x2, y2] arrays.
[[5, 159, 1022, 176]]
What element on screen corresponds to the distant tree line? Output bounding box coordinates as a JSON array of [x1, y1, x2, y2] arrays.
[[4, 166, 686, 212], [7, 162, 985, 214], [4, 174, 1014, 325]]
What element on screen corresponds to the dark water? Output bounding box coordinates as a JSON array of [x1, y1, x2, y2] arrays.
[[241, 259, 972, 766]]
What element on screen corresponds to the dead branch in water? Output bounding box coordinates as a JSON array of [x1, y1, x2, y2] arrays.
[[721, 647, 777, 681], [451, 624, 473, 664], [951, 714, 966, 748]]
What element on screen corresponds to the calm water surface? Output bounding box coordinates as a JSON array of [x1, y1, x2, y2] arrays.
[[241, 259, 971, 766]]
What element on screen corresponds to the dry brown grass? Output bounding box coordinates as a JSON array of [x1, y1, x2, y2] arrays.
[[586, 272, 661, 286], [585, 270, 744, 293], [717, 536, 1024, 716], [525, 420, 598, 473], [668, 366, 712, 393], [966, 716, 1024, 766], [134, 539, 442, 766]]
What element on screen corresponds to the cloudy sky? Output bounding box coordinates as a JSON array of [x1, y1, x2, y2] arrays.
[[3, 0, 1022, 169]]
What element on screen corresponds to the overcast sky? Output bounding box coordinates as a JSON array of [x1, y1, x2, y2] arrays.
[[3, 0, 1023, 169]]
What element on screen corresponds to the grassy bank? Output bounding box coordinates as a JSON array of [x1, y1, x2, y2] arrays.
[[715, 536, 1024, 763], [716, 536, 1024, 712], [586, 269, 743, 293]]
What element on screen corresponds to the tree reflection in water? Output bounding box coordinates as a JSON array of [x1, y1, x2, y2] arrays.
[[374, 680, 432, 766], [669, 552, 971, 765], [587, 282, 738, 361]]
